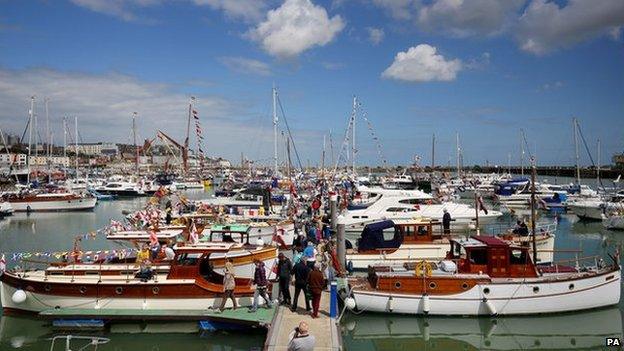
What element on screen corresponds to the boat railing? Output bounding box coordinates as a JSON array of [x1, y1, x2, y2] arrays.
[[48, 335, 110, 351], [483, 220, 557, 236], [550, 254, 610, 273]]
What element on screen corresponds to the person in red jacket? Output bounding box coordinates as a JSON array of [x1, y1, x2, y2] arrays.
[[307, 262, 325, 318]]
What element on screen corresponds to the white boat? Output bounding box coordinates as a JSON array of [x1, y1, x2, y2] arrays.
[[344, 186, 502, 233], [346, 235, 620, 316], [0, 202, 13, 218], [96, 181, 146, 197], [603, 213, 624, 230], [0, 191, 97, 212], [345, 219, 555, 270]]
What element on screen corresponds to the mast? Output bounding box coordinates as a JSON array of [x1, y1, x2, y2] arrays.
[[520, 130, 525, 176], [27, 96, 34, 184], [74, 116, 79, 178], [351, 96, 357, 174], [597, 138, 601, 187], [456, 132, 461, 177], [573, 118, 581, 184], [184, 98, 192, 175], [273, 85, 278, 176], [321, 134, 326, 171], [530, 156, 537, 264], [63, 117, 67, 178], [132, 112, 138, 174], [431, 133, 435, 169], [45, 97, 50, 173]]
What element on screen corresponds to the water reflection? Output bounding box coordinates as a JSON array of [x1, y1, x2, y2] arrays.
[[0, 315, 265, 350], [343, 307, 622, 351]]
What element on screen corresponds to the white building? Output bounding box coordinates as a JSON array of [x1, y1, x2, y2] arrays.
[[66, 142, 118, 156], [0, 153, 27, 166]]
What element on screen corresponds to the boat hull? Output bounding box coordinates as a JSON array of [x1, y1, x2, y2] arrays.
[[8, 197, 97, 212], [350, 269, 620, 316]]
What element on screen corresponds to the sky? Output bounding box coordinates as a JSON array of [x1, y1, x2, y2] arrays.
[[0, 0, 623, 168]]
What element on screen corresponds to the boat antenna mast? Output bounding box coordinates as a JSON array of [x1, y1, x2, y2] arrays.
[[273, 84, 279, 176], [132, 112, 139, 175], [573, 117, 581, 184], [530, 155, 538, 265]]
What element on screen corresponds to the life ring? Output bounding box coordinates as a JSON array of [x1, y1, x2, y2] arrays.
[[415, 260, 432, 278]]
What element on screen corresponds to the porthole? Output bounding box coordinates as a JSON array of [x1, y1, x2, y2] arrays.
[[394, 281, 402, 289], [152, 286, 160, 295], [79, 286, 87, 294], [533, 286, 539, 293], [569, 283, 574, 290], [115, 287, 123, 295], [461, 282, 469, 290], [44, 284, 52, 292], [428, 281, 437, 290], [483, 287, 490, 295]]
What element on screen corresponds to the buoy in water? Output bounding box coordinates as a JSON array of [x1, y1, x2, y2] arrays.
[[11, 289, 27, 304]]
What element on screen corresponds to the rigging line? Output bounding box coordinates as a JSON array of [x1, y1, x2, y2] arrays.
[[520, 128, 534, 161], [576, 120, 605, 189], [276, 94, 304, 172], [333, 106, 355, 172]]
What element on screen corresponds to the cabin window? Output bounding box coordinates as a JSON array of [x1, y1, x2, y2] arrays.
[[509, 249, 527, 265], [382, 228, 396, 241], [469, 249, 488, 265], [176, 253, 201, 266], [417, 226, 428, 236], [398, 198, 425, 205], [386, 207, 415, 213]]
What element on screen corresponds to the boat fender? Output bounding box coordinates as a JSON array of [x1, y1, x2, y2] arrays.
[[422, 294, 430, 314], [345, 297, 357, 310], [345, 320, 357, 332], [11, 289, 27, 304], [346, 261, 354, 273], [387, 295, 393, 312], [483, 298, 497, 316]]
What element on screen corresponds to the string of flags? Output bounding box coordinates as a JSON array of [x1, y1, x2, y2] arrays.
[[2, 248, 137, 263], [191, 97, 205, 169]]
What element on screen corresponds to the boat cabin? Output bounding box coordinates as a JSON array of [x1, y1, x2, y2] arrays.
[[356, 220, 443, 252], [206, 225, 252, 245], [448, 236, 538, 278]]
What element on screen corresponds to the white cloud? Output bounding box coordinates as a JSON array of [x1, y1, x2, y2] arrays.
[[367, 27, 385, 45], [371, 0, 419, 20], [417, 0, 524, 37], [69, 0, 162, 21], [191, 0, 269, 23], [219, 56, 271, 76], [248, 0, 345, 59], [516, 0, 624, 55], [382, 44, 462, 82]]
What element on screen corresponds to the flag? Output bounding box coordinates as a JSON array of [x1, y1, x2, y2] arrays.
[[189, 223, 199, 244], [0, 254, 5, 272], [149, 229, 158, 246]]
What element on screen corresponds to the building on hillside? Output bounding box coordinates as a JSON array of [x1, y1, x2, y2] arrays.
[[66, 142, 118, 156], [0, 153, 27, 166]]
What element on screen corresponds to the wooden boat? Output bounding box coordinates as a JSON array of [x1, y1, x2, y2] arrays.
[[0, 191, 97, 212], [345, 235, 620, 316], [345, 219, 555, 270], [0, 243, 277, 314]]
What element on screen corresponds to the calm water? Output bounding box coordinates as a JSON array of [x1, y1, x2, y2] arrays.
[[1, 180, 623, 350]]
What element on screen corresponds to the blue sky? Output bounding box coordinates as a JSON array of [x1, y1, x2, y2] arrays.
[[0, 0, 622, 167]]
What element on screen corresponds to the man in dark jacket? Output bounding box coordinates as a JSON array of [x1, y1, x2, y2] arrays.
[[290, 258, 311, 312], [249, 260, 273, 312], [442, 208, 452, 235], [277, 253, 293, 305]]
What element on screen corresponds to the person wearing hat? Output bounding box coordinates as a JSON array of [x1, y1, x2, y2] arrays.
[[277, 252, 293, 306], [287, 321, 316, 351], [442, 208, 452, 235]]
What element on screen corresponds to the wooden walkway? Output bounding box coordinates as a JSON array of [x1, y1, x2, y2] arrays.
[[264, 288, 342, 351]]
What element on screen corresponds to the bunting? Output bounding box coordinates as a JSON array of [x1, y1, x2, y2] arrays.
[[192, 102, 205, 169]]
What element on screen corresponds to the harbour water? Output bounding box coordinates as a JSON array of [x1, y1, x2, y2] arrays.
[[1, 179, 623, 350]]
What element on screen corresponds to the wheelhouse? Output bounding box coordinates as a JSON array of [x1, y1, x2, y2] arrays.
[[448, 236, 538, 278]]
